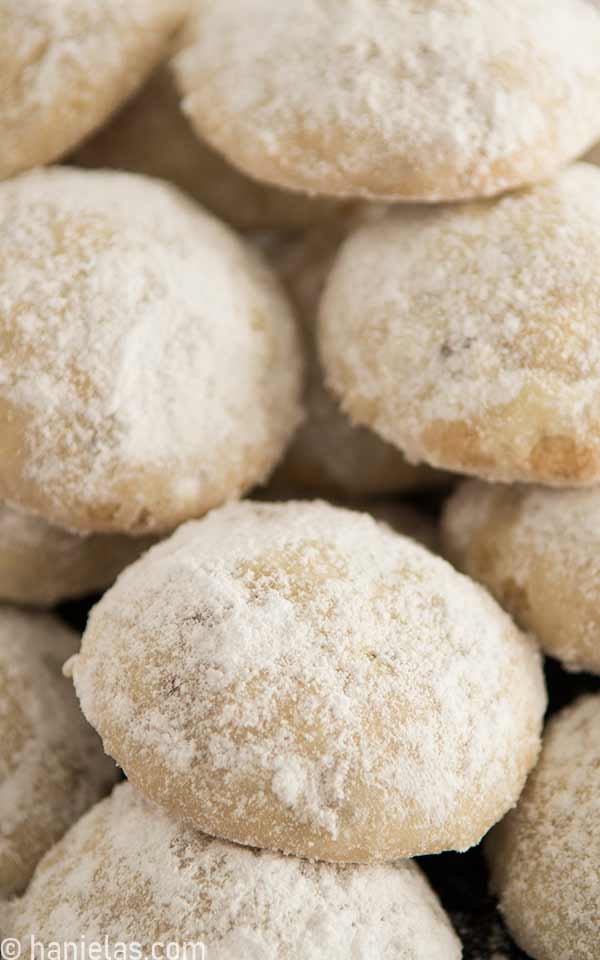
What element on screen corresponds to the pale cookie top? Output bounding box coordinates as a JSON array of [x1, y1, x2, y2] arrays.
[[174, 0, 600, 202], [0, 167, 303, 535], [488, 695, 600, 960], [0, 606, 116, 897], [3, 782, 462, 959], [0, 0, 186, 179], [320, 163, 600, 486], [68, 500, 545, 862]]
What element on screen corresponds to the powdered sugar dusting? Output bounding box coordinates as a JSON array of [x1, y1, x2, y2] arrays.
[[0, 0, 187, 178], [320, 164, 600, 483], [0, 167, 303, 534], [442, 481, 600, 673], [69, 499, 545, 861], [174, 0, 600, 200], [488, 695, 600, 960], [4, 782, 461, 958]]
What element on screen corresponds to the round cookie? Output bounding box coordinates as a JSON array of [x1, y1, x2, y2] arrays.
[[0, 167, 303, 535], [487, 694, 600, 960], [0, 0, 186, 180], [0, 503, 156, 607], [3, 782, 462, 959], [67, 499, 546, 862], [267, 215, 445, 498], [320, 164, 600, 486], [74, 66, 343, 233], [442, 481, 600, 674], [0, 606, 116, 897], [174, 0, 600, 203]]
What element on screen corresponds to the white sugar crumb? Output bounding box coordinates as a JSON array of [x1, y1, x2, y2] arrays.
[[5, 782, 461, 959], [174, 0, 600, 200], [488, 694, 600, 960], [320, 164, 600, 481], [0, 166, 303, 534], [70, 499, 545, 861]]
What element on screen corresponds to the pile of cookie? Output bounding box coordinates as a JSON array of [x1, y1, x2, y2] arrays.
[[1, 2, 600, 958]]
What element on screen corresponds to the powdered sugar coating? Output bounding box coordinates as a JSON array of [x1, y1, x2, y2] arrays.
[[174, 0, 600, 202], [4, 783, 462, 959], [0, 0, 186, 179], [266, 214, 444, 497], [0, 167, 303, 534], [443, 481, 600, 674], [320, 164, 600, 486], [68, 499, 545, 862], [0, 502, 156, 607], [0, 607, 116, 897], [487, 695, 600, 960], [74, 66, 343, 232]]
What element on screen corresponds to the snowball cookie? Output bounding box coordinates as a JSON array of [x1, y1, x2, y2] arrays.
[[487, 695, 600, 960], [74, 66, 343, 233], [0, 0, 187, 180], [4, 782, 462, 959], [173, 0, 600, 203], [320, 164, 600, 486], [67, 500, 546, 862], [267, 215, 445, 498], [0, 607, 116, 897], [0, 167, 303, 535], [442, 482, 600, 675], [0, 503, 156, 608]]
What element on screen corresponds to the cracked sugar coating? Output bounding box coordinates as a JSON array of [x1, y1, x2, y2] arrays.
[[267, 213, 444, 498], [173, 0, 600, 203], [0, 0, 186, 180], [0, 607, 116, 897], [0, 503, 156, 608], [67, 500, 546, 862], [487, 695, 600, 960], [3, 783, 461, 960], [74, 66, 344, 233], [320, 164, 600, 486], [0, 167, 303, 535], [442, 481, 600, 675]]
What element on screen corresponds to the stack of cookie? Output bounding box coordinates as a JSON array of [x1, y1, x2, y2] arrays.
[[2, 2, 600, 958]]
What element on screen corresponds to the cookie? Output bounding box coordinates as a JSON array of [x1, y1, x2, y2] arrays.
[[3, 782, 462, 958], [67, 500, 545, 862], [267, 215, 445, 498], [487, 695, 600, 960], [0, 503, 155, 607], [74, 66, 343, 232], [320, 164, 600, 486], [0, 0, 186, 179], [174, 0, 600, 202], [443, 481, 600, 674], [0, 607, 116, 897], [0, 167, 303, 535]]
